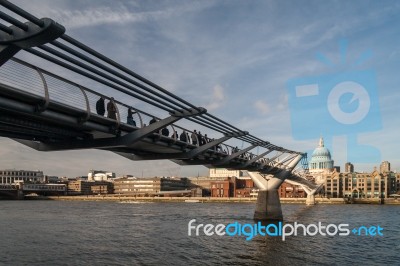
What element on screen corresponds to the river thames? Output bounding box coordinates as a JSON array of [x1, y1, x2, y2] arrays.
[[0, 201, 399, 265]]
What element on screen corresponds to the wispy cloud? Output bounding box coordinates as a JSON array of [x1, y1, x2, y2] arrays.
[[37, 1, 214, 29], [254, 100, 270, 115], [206, 84, 225, 111]]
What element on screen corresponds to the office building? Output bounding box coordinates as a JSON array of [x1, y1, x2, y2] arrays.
[[67, 180, 113, 195], [345, 162, 354, 173], [113, 177, 189, 195], [0, 169, 44, 184], [380, 161, 391, 173], [88, 170, 116, 181], [209, 168, 242, 178]]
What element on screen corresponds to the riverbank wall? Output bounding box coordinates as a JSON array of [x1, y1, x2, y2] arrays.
[[31, 195, 400, 204]]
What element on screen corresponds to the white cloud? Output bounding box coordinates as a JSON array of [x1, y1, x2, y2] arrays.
[[206, 84, 225, 111], [254, 100, 270, 115]]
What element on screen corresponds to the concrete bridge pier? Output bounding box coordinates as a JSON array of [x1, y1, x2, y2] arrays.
[[306, 194, 315, 205], [17, 189, 24, 200], [249, 174, 284, 221], [249, 154, 303, 221], [302, 185, 322, 206]]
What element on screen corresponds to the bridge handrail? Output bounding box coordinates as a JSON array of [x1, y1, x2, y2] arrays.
[[1, 58, 290, 166], [1, 58, 261, 158]]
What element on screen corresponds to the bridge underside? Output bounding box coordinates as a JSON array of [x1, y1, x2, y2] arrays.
[[0, 83, 293, 173]]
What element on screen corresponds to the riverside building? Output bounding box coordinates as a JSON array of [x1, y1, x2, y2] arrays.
[[320, 170, 398, 198], [113, 177, 189, 195], [67, 180, 113, 195], [0, 169, 44, 184]]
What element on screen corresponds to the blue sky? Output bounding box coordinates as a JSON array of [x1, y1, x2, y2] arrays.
[[1, 0, 400, 177]]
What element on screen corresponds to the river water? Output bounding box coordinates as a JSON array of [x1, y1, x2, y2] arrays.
[[0, 201, 399, 265]]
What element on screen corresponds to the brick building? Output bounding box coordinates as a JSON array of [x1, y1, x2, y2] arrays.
[[67, 180, 113, 195], [279, 181, 306, 198]]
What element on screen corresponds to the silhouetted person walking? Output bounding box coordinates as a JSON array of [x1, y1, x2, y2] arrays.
[[161, 127, 169, 136], [180, 131, 187, 142], [191, 130, 198, 145], [96, 96, 105, 116], [198, 131, 205, 145], [127, 108, 136, 126]]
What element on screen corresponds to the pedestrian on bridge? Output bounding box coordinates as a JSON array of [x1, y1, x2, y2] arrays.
[[161, 127, 169, 136], [191, 130, 198, 145], [96, 96, 105, 116], [180, 131, 187, 142], [107, 97, 117, 120], [127, 108, 136, 126], [197, 131, 204, 145]]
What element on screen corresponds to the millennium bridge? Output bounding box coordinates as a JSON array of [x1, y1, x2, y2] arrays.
[[0, 0, 320, 220]]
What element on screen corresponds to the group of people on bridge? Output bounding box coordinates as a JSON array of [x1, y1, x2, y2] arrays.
[[159, 125, 212, 148], [95, 96, 252, 156], [96, 96, 136, 126]]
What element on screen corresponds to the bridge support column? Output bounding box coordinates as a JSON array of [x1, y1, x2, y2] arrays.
[[254, 188, 283, 221], [249, 154, 304, 221], [248, 172, 284, 221], [306, 194, 315, 205], [300, 184, 322, 206], [17, 189, 24, 200]]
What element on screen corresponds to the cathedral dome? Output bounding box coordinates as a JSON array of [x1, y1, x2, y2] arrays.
[[309, 137, 334, 172], [312, 146, 331, 158]]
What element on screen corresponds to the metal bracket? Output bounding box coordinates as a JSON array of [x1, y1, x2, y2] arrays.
[[241, 149, 274, 167], [214, 144, 258, 166], [274, 154, 298, 168], [169, 107, 207, 117], [119, 107, 206, 147], [258, 151, 284, 169], [0, 18, 65, 66], [114, 151, 188, 161], [77, 86, 91, 123], [34, 66, 49, 112], [185, 131, 247, 158]]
